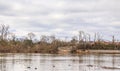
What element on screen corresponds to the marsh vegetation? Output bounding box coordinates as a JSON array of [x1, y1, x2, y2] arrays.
[[0, 24, 120, 53]]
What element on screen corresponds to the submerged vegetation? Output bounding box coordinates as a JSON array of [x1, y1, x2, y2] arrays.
[[0, 24, 120, 53]]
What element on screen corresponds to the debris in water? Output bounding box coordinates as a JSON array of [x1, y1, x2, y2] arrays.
[[102, 66, 120, 69], [27, 67, 31, 68], [87, 65, 93, 67], [53, 65, 55, 67], [35, 67, 37, 70]]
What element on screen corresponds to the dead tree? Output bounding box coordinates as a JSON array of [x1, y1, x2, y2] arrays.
[[79, 31, 84, 43], [0, 24, 9, 41], [27, 32, 35, 41], [112, 35, 115, 44], [94, 32, 102, 43]]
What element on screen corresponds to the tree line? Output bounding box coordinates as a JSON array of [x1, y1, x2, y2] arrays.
[[0, 24, 120, 53]]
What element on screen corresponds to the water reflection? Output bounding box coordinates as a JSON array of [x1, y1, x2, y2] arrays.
[[0, 53, 120, 71]]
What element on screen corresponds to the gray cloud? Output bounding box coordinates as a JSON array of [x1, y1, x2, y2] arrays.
[[0, 0, 120, 40]]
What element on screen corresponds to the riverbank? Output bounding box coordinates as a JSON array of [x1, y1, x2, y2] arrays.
[[0, 49, 120, 54], [76, 50, 120, 54]]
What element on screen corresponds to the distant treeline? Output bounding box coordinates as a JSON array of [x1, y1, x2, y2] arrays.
[[0, 24, 120, 53]]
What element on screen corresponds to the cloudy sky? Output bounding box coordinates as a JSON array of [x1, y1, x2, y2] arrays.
[[0, 0, 120, 40]]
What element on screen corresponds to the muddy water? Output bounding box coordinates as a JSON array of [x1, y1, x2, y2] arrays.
[[0, 53, 120, 71]]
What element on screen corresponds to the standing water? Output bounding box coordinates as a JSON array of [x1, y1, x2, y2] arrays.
[[0, 53, 120, 71]]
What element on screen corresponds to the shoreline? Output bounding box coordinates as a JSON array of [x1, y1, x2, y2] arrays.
[[76, 50, 120, 54], [0, 50, 120, 54]]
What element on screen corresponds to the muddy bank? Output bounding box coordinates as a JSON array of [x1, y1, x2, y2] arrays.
[[76, 50, 120, 54]]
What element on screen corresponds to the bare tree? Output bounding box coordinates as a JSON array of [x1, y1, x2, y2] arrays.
[[9, 33, 16, 41], [87, 33, 91, 42], [94, 33, 97, 43], [40, 35, 48, 43], [71, 36, 78, 45], [85, 33, 91, 42], [0, 24, 9, 41], [78, 31, 84, 43], [112, 35, 115, 44], [49, 35, 56, 43], [94, 32, 103, 43], [27, 32, 35, 40]]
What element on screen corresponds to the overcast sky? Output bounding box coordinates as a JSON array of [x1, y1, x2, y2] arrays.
[[0, 0, 120, 40]]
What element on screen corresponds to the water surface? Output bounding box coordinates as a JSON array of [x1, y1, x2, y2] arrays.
[[0, 53, 120, 71]]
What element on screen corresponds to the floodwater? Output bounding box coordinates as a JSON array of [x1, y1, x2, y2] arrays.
[[0, 53, 120, 71]]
